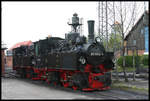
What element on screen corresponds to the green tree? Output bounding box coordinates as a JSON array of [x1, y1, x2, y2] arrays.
[[108, 33, 122, 51]]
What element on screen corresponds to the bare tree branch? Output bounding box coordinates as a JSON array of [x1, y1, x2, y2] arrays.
[[123, 4, 127, 22], [124, 2, 136, 34]]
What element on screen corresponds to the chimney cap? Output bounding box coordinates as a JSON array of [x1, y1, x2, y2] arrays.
[[88, 20, 94, 22], [73, 13, 78, 16]]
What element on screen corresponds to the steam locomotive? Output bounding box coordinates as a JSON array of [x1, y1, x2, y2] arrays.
[[13, 13, 114, 91]]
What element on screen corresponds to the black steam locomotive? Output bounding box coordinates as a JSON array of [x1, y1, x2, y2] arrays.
[[13, 13, 114, 91]]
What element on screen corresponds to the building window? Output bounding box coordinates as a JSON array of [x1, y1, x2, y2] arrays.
[[133, 40, 136, 46], [141, 29, 143, 34], [145, 26, 149, 52]]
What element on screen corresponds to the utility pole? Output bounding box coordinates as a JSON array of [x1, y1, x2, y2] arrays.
[[133, 45, 136, 81], [101, 1, 104, 43], [132, 2, 136, 81], [105, 1, 108, 51], [98, 1, 100, 39], [113, 2, 119, 81], [98, 1, 105, 44], [98, 1, 105, 46], [98, 1, 115, 51]]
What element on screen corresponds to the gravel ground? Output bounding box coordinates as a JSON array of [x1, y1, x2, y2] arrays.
[[122, 79, 149, 89], [1, 78, 92, 99], [113, 78, 149, 88], [2, 77, 149, 100]]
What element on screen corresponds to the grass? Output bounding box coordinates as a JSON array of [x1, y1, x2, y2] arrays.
[[111, 80, 148, 93], [143, 65, 149, 68], [112, 65, 149, 72], [112, 66, 136, 72]]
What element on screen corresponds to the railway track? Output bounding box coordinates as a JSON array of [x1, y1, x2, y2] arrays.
[[3, 69, 148, 99], [93, 91, 126, 99], [3, 69, 20, 78], [80, 90, 127, 99], [89, 88, 148, 99]]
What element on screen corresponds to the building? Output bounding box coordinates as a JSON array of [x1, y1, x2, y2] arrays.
[[6, 40, 32, 69], [6, 50, 13, 68], [9, 40, 32, 50], [1, 44, 7, 76], [124, 10, 149, 56]]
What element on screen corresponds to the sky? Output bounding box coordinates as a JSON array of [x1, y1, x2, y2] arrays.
[[2, 1, 149, 49]]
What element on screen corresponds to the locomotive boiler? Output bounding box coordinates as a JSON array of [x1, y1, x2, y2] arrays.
[[13, 13, 114, 91]]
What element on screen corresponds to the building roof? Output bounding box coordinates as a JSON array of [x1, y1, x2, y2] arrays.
[[1, 48, 7, 50], [9, 40, 32, 50], [124, 10, 149, 40], [1, 43, 7, 50]]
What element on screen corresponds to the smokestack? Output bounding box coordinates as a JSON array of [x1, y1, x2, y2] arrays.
[[87, 20, 95, 43]]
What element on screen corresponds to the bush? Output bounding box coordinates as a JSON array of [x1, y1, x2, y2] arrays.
[[117, 56, 141, 67], [117, 56, 123, 67], [125, 56, 133, 67], [141, 55, 149, 66]]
